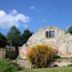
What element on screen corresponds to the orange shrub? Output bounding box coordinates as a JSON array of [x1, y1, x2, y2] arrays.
[[27, 44, 57, 68]]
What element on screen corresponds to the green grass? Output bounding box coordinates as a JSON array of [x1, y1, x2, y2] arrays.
[[17, 67, 72, 72], [0, 59, 72, 72]]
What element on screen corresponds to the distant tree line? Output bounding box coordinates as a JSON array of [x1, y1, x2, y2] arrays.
[[0, 26, 33, 48]]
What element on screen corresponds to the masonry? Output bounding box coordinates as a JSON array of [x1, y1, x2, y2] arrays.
[[18, 26, 72, 68]]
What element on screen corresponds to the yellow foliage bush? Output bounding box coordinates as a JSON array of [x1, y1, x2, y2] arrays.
[[27, 44, 57, 68]]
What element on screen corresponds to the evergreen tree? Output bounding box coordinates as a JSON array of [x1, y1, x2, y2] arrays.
[[0, 33, 7, 48], [22, 29, 33, 45]]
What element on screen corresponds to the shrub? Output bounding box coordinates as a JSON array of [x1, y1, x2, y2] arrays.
[[0, 59, 22, 72], [54, 55, 61, 59], [27, 44, 57, 68]]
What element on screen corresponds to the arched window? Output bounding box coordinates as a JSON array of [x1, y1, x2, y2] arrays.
[[46, 31, 55, 38]]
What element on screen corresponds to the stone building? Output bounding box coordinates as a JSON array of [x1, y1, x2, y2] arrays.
[[18, 26, 72, 67]]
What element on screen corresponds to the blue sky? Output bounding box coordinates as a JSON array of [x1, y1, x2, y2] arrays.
[[0, 0, 72, 35]]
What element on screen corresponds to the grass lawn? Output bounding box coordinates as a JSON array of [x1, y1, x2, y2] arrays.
[[0, 59, 72, 72], [18, 66, 72, 72]]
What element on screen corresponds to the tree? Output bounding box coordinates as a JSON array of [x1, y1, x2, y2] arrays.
[[7, 26, 21, 47], [67, 26, 72, 34], [22, 29, 33, 45], [0, 32, 7, 48], [27, 44, 57, 68], [7, 26, 21, 58]]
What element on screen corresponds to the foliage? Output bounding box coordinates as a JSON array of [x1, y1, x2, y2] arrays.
[[7, 26, 22, 59], [68, 64, 72, 67], [0, 32, 7, 48], [67, 26, 72, 34], [0, 59, 22, 72], [22, 29, 32, 45], [7, 26, 21, 47], [7, 26, 32, 46], [54, 55, 61, 59], [27, 44, 57, 68]]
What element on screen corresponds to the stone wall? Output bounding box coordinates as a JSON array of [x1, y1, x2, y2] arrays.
[[0, 49, 6, 59], [50, 59, 72, 67], [18, 26, 72, 68], [17, 59, 31, 68]]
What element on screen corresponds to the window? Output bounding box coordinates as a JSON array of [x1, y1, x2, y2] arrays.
[[46, 31, 49, 37], [51, 31, 55, 37], [46, 31, 55, 38]]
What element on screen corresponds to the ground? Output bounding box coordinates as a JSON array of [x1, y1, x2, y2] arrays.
[[18, 66, 72, 72]]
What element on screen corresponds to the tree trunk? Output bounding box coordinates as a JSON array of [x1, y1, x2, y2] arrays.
[[15, 46, 19, 59]]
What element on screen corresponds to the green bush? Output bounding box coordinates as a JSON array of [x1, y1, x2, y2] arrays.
[[0, 59, 22, 72], [68, 64, 72, 67], [54, 55, 61, 59], [27, 44, 57, 68]]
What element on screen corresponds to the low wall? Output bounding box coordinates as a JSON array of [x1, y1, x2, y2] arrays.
[[17, 58, 31, 68], [50, 59, 72, 67], [0, 48, 6, 59]]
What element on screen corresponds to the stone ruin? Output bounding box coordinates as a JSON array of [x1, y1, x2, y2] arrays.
[[18, 26, 72, 68]]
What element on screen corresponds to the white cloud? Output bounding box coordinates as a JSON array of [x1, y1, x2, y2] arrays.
[[0, 9, 30, 29], [30, 6, 35, 10]]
